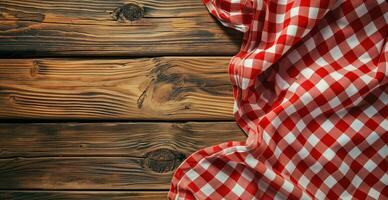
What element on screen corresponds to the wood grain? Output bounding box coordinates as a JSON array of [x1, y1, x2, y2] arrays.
[[0, 157, 174, 189], [0, 122, 245, 190], [0, 122, 245, 158], [0, 57, 234, 120], [0, 191, 168, 200], [0, 0, 242, 57]]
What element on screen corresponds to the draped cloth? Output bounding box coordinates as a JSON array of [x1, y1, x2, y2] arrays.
[[169, 0, 388, 199]]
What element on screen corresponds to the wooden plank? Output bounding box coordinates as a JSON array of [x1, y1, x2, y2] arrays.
[[0, 0, 242, 57], [0, 122, 245, 158], [0, 122, 245, 190], [0, 191, 168, 200], [0, 57, 234, 120], [0, 157, 175, 190]]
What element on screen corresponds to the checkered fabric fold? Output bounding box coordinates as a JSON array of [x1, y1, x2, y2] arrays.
[[169, 0, 388, 199]]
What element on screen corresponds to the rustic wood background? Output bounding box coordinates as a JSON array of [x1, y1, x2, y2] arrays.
[[0, 0, 245, 199]]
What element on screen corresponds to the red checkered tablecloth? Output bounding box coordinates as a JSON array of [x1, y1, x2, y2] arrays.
[[169, 0, 388, 199]]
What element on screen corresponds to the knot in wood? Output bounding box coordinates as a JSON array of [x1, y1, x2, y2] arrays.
[[30, 60, 40, 78], [8, 96, 17, 105], [143, 149, 186, 173], [112, 3, 144, 22]]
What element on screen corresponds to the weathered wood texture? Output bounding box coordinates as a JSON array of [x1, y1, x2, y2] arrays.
[[0, 0, 242, 57], [0, 157, 178, 190], [0, 122, 245, 158], [0, 191, 168, 200], [0, 1, 242, 196], [0, 57, 234, 120], [0, 122, 245, 190]]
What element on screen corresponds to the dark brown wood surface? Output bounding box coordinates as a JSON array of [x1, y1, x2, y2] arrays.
[[0, 0, 242, 57], [0, 122, 245, 158], [0, 191, 168, 200], [0, 157, 176, 190], [0, 122, 245, 190], [0, 1, 244, 199], [0, 57, 234, 120]]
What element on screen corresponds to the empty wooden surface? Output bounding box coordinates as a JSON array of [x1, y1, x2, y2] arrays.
[[0, 122, 245, 158], [0, 191, 168, 200], [0, 157, 173, 189], [0, 57, 234, 120], [0, 122, 245, 190], [0, 0, 242, 57], [0, 0, 244, 199]]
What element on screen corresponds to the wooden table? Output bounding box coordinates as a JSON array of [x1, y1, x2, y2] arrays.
[[0, 1, 246, 199]]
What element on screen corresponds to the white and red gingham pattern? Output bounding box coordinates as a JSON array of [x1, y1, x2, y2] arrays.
[[169, 0, 388, 199]]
